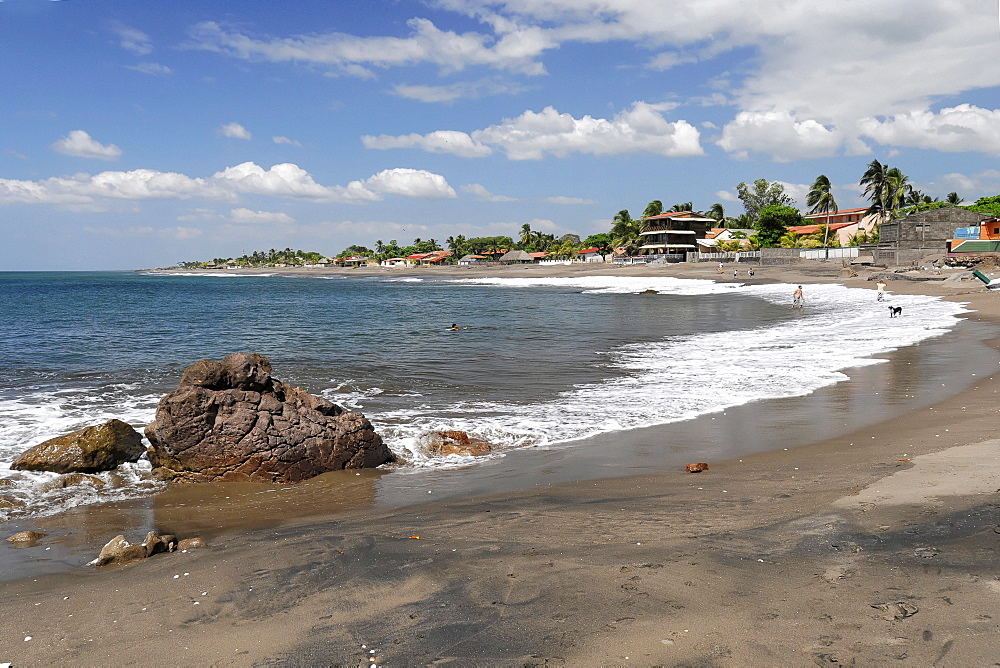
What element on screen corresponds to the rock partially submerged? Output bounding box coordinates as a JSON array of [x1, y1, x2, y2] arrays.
[[11, 419, 144, 474], [6, 530, 46, 544], [145, 353, 394, 483], [90, 532, 179, 567], [427, 430, 492, 457]]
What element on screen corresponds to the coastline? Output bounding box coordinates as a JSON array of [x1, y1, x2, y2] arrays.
[[4, 260, 1000, 665]]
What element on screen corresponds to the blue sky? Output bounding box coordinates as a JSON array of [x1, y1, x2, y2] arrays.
[[3, 0, 1000, 269]]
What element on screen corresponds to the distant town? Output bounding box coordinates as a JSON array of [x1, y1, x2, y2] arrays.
[[177, 161, 1000, 270]]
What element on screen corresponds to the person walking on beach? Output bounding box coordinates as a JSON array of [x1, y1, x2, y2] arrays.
[[748, 268, 755, 278], [876, 280, 887, 302], [718, 262, 724, 274], [792, 285, 804, 309], [733, 268, 738, 279]]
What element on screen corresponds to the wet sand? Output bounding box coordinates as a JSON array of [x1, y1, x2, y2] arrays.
[[4, 260, 1000, 665]]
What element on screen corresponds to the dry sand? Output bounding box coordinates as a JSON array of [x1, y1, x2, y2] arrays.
[[3, 260, 1000, 666]]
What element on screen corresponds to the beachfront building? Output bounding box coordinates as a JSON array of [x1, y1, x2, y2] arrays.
[[381, 257, 411, 267], [948, 216, 1000, 255], [871, 206, 993, 264], [407, 250, 452, 265], [336, 254, 373, 267], [574, 247, 607, 262], [638, 211, 716, 260], [499, 249, 535, 264], [458, 254, 487, 266], [800, 207, 879, 245]]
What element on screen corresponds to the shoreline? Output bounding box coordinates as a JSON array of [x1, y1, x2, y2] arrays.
[[3, 260, 1000, 664]]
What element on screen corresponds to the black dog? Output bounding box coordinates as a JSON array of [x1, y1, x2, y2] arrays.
[[889, 306, 903, 318]]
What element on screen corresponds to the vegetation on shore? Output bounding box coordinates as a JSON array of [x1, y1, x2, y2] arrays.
[[178, 161, 991, 267]]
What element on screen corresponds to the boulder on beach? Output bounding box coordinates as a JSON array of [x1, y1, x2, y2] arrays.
[[144, 352, 394, 483], [11, 419, 144, 474], [90, 531, 178, 567]]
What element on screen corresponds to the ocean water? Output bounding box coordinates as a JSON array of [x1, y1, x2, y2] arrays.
[[0, 270, 968, 522]]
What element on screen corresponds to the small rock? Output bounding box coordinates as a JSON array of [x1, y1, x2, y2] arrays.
[[6, 530, 46, 544], [685, 463, 709, 473], [177, 537, 207, 550], [426, 430, 492, 457], [142, 531, 177, 556], [92, 535, 148, 567], [41, 473, 106, 492]]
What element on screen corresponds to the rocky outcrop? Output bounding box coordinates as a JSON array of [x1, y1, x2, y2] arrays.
[[144, 353, 394, 483], [11, 419, 144, 474]]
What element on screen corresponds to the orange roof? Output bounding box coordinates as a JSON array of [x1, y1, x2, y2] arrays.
[[528, 252, 548, 258]]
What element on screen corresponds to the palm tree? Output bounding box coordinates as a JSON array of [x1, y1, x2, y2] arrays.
[[610, 209, 642, 253], [518, 223, 533, 248], [884, 168, 913, 214], [375, 239, 385, 256], [706, 203, 725, 222], [946, 191, 963, 205], [806, 174, 838, 250], [860, 159, 890, 226], [669, 201, 694, 212], [642, 200, 663, 219]]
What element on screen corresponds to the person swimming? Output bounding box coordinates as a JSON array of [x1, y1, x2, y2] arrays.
[[449, 323, 459, 331]]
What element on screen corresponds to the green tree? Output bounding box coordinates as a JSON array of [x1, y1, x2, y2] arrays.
[[518, 223, 533, 248], [669, 202, 694, 212], [737, 179, 794, 223], [610, 209, 642, 253], [755, 205, 802, 247], [806, 174, 838, 249], [706, 202, 725, 221], [946, 191, 963, 205], [583, 232, 613, 259], [642, 200, 663, 219]]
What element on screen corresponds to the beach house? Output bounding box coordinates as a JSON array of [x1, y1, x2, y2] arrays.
[[637, 211, 716, 260]]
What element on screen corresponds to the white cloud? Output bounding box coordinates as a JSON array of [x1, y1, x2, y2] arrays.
[[110, 22, 152, 55], [0, 162, 455, 206], [219, 122, 252, 140], [352, 168, 457, 199], [717, 111, 850, 161], [543, 196, 597, 205], [186, 18, 551, 77], [363, 129, 492, 157], [272, 135, 303, 147], [51, 130, 123, 161], [460, 183, 517, 202], [858, 105, 1000, 155], [714, 189, 739, 203], [228, 208, 295, 225], [189, 1, 1000, 159], [126, 62, 172, 76], [390, 79, 527, 103], [367, 103, 703, 160], [935, 169, 1000, 197]]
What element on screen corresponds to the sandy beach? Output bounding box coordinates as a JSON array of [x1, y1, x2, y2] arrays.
[[3, 260, 1000, 666]]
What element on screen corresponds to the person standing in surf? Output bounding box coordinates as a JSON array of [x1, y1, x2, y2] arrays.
[[792, 285, 804, 309]]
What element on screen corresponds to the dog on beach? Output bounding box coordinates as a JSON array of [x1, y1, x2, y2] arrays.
[[889, 306, 903, 318]]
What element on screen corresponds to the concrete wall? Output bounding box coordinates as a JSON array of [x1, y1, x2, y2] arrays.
[[880, 207, 989, 250]]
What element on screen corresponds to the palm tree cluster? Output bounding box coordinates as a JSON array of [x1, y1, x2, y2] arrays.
[[181, 247, 325, 268]]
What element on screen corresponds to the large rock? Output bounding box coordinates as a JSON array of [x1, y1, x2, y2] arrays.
[[11, 419, 144, 474], [144, 353, 394, 483]]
